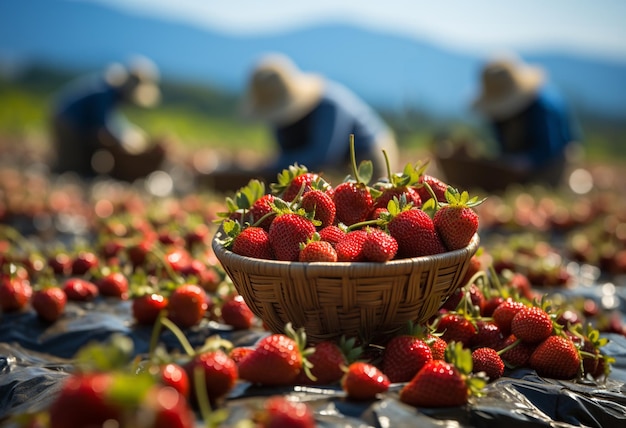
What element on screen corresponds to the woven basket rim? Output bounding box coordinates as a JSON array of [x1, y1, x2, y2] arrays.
[[212, 228, 480, 271]]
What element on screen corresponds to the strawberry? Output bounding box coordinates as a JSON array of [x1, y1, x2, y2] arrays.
[[132, 292, 169, 325], [471, 347, 505, 381], [248, 193, 277, 231], [63, 277, 99, 302], [274, 169, 319, 202], [481, 295, 505, 317], [426, 333, 448, 360], [184, 349, 238, 404], [221, 294, 255, 330], [0, 274, 32, 311], [399, 359, 468, 407], [256, 395, 316, 428], [497, 334, 536, 368], [382, 334, 433, 383], [529, 335, 581, 380], [229, 346, 255, 366], [492, 299, 526, 336], [97, 271, 129, 299], [269, 213, 316, 261], [372, 159, 424, 211], [127, 238, 154, 268], [184, 222, 210, 249], [362, 227, 398, 262], [232, 226, 274, 260], [333, 181, 374, 226], [158, 362, 190, 398], [505, 272, 535, 300], [510, 305, 554, 344], [299, 239, 337, 262], [387, 207, 445, 258], [399, 343, 484, 408], [435, 313, 477, 347], [47, 251, 72, 276], [301, 189, 336, 228], [318, 225, 347, 247], [238, 325, 308, 386], [143, 384, 196, 428], [71, 250, 99, 275], [294, 340, 348, 386], [470, 320, 503, 350], [167, 284, 208, 329], [341, 361, 390, 401], [415, 173, 448, 204], [48, 372, 122, 428], [433, 187, 483, 251], [335, 229, 368, 262], [31, 286, 66, 322]]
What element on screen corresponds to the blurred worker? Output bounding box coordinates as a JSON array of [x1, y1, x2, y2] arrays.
[[468, 53, 578, 187], [50, 56, 167, 181], [240, 53, 398, 181]]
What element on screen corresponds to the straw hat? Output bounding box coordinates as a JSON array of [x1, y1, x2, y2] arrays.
[[241, 53, 324, 125], [471, 55, 545, 120], [105, 56, 161, 108]]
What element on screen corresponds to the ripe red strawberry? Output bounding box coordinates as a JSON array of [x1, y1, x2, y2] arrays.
[[481, 295, 505, 317], [127, 239, 154, 268], [529, 335, 581, 380], [506, 272, 535, 300], [63, 278, 99, 302], [341, 361, 390, 400], [232, 226, 274, 260], [238, 327, 307, 386], [497, 334, 536, 368], [472, 347, 505, 381], [335, 229, 368, 262], [167, 284, 208, 329], [435, 313, 477, 347], [221, 294, 255, 330], [433, 187, 483, 251], [279, 171, 320, 202], [269, 213, 317, 261], [184, 223, 210, 249], [143, 384, 195, 428], [415, 174, 448, 204], [0, 275, 32, 311], [362, 228, 398, 262], [48, 372, 122, 428], [229, 346, 255, 366], [184, 349, 238, 404], [374, 185, 422, 211], [333, 181, 374, 226], [301, 189, 336, 228], [492, 299, 526, 336], [47, 252, 72, 276], [257, 395, 316, 428], [387, 208, 445, 258], [32, 286, 66, 322], [399, 359, 468, 407], [426, 334, 448, 360], [158, 362, 190, 398], [294, 340, 352, 386], [132, 292, 169, 325], [97, 271, 129, 299], [382, 335, 433, 382], [510, 306, 554, 344], [71, 250, 99, 275], [318, 225, 347, 247], [299, 239, 337, 262], [249, 193, 277, 230], [470, 320, 503, 350]]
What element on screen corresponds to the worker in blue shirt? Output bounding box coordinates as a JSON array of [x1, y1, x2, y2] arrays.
[[240, 53, 398, 181], [469, 54, 577, 186], [50, 56, 166, 180]]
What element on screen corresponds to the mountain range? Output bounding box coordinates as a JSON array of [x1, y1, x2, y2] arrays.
[[1, 0, 625, 119]]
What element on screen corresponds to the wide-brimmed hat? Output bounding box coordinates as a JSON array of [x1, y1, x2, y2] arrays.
[[105, 56, 161, 108], [471, 55, 545, 120], [240, 53, 324, 125]]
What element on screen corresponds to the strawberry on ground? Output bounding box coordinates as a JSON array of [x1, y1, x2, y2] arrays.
[[382, 334, 433, 383], [238, 324, 310, 386], [32, 286, 66, 322], [496, 334, 536, 368], [158, 362, 190, 399], [294, 338, 359, 386], [529, 335, 581, 380], [184, 349, 238, 405], [0, 275, 32, 311], [97, 271, 129, 299], [435, 313, 477, 347], [132, 292, 169, 325], [221, 294, 255, 330], [341, 361, 390, 401], [472, 347, 505, 381], [256, 395, 316, 428], [63, 278, 99, 302], [167, 284, 208, 329]]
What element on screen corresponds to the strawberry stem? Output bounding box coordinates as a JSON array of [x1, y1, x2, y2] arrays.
[[158, 315, 196, 357]]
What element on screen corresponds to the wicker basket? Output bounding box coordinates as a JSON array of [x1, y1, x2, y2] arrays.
[[212, 229, 480, 343]]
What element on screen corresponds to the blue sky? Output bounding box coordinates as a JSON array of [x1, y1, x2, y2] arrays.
[[89, 0, 626, 61]]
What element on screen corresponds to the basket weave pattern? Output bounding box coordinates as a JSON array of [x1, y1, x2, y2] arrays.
[[213, 231, 480, 343]]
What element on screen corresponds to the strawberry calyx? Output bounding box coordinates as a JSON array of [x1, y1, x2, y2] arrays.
[[444, 341, 487, 398]]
